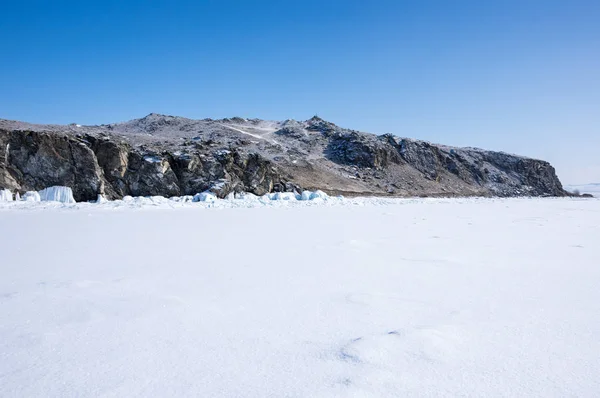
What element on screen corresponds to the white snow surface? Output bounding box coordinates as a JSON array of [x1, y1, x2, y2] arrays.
[[1, 197, 600, 397], [38, 186, 76, 203]]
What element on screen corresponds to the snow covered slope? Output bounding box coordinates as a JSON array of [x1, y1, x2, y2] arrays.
[[1, 198, 599, 397]]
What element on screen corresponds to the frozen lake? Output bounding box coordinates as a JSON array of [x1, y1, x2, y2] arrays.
[[1, 197, 599, 397]]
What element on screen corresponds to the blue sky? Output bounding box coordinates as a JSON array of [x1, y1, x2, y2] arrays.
[[1, 0, 598, 183]]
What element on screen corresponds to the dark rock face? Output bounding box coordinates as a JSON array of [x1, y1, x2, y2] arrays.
[[385, 137, 565, 196], [0, 114, 567, 201], [122, 151, 180, 198], [0, 129, 286, 201], [87, 137, 130, 197], [326, 132, 401, 169], [238, 153, 280, 195], [0, 131, 104, 201]]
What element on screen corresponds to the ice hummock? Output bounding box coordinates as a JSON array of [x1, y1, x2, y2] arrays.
[[235, 192, 259, 200], [0, 189, 13, 202], [22, 191, 41, 202], [95, 194, 108, 204], [269, 192, 297, 201], [1, 189, 334, 207], [38, 186, 76, 203], [309, 190, 329, 200], [193, 192, 217, 202], [170, 195, 194, 203]]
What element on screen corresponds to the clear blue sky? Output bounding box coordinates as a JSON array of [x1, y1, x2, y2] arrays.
[[1, 0, 598, 183]]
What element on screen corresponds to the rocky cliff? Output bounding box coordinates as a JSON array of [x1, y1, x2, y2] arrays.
[[0, 114, 566, 201]]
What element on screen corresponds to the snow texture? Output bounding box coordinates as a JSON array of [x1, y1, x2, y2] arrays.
[[0, 188, 13, 201], [38, 186, 76, 203], [1, 198, 599, 397]]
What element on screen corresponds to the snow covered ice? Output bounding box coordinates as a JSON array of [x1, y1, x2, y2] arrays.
[[1, 197, 599, 397]]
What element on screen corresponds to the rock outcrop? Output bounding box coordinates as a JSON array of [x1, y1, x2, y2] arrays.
[[0, 114, 566, 201], [0, 130, 104, 201]]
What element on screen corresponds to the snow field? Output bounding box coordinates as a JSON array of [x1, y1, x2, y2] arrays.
[[0, 198, 599, 397]]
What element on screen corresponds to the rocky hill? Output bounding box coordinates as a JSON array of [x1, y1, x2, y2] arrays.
[[0, 114, 566, 201]]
